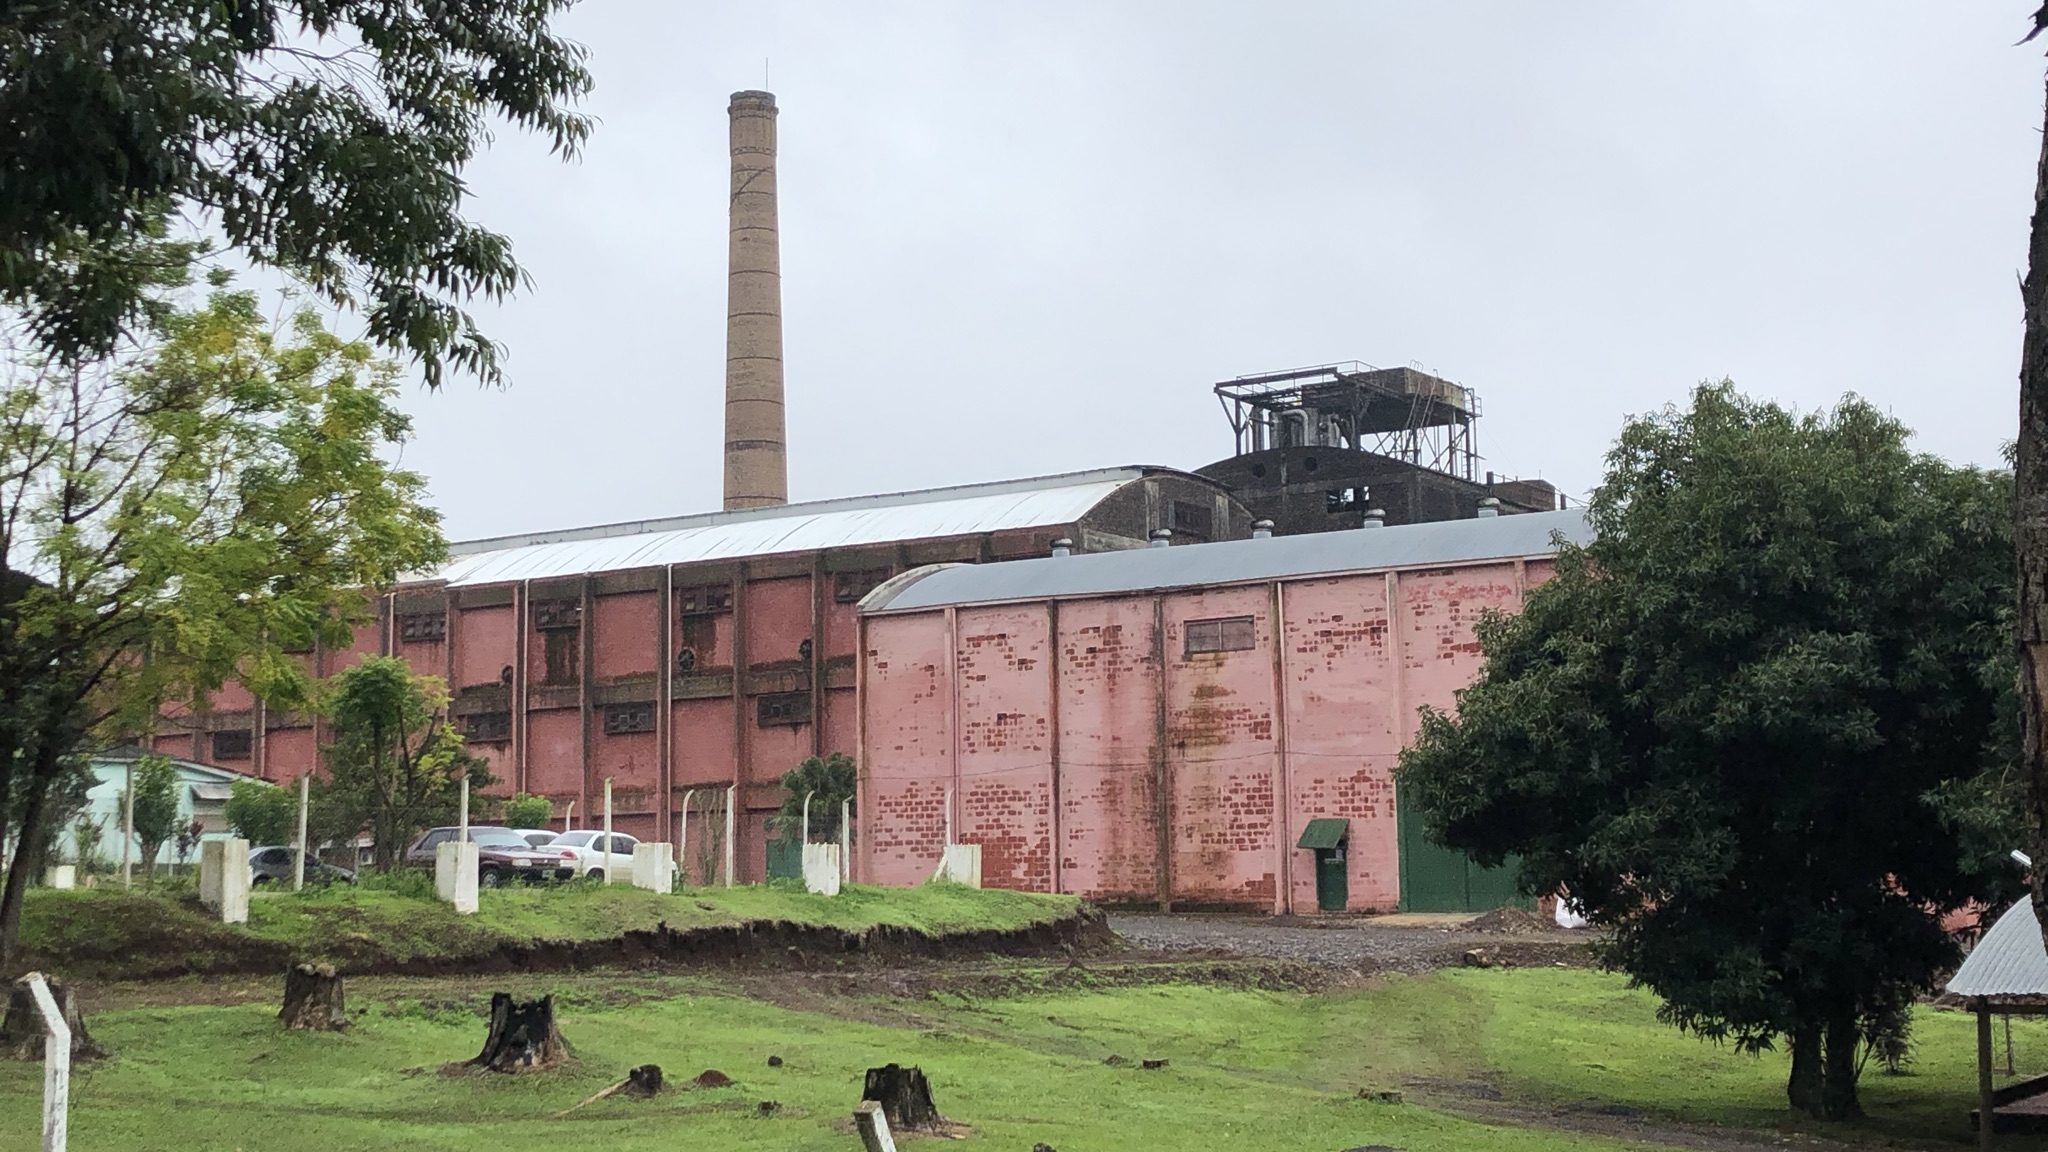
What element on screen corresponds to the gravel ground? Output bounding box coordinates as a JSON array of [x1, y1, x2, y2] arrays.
[[1108, 912, 1596, 973]]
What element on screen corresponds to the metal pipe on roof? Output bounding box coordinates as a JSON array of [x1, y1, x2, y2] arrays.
[[1251, 520, 1274, 540], [1050, 538, 1073, 558], [1361, 509, 1386, 529], [1476, 497, 1501, 519], [1149, 529, 1172, 548]]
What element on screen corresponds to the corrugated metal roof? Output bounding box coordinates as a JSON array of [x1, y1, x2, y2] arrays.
[[432, 468, 1160, 588], [1947, 900, 2048, 999], [863, 509, 1591, 613]]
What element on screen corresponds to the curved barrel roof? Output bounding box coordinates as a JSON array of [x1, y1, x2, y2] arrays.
[[429, 467, 1193, 588], [862, 508, 1590, 613]]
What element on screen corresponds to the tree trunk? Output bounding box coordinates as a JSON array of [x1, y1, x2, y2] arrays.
[[278, 963, 349, 1031], [2020, 73, 2048, 965], [861, 1063, 944, 1132], [0, 768, 52, 968], [1787, 1023, 1823, 1115], [1821, 1008, 1864, 1121], [467, 993, 570, 1072], [1, 978, 106, 1061]]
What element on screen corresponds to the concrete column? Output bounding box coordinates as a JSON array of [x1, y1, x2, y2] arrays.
[[722, 89, 787, 510], [200, 838, 250, 924], [631, 842, 675, 892], [436, 841, 478, 915]]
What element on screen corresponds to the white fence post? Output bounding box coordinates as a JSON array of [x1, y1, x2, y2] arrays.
[[854, 1101, 897, 1152], [602, 777, 614, 886], [21, 972, 69, 1152], [292, 774, 310, 893], [840, 799, 852, 884], [724, 784, 737, 888]]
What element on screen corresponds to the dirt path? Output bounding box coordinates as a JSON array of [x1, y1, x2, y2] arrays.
[[1109, 910, 1595, 972]]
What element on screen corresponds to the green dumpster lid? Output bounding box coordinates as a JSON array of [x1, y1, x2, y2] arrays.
[[1297, 818, 1348, 850]]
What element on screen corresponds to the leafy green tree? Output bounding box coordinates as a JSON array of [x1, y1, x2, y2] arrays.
[[317, 657, 489, 870], [1397, 384, 2015, 1121], [0, 255, 444, 964], [504, 793, 553, 831], [225, 779, 296, 847], [0, 2, 592, 386], [770, 753, 857, 843], [126, 755, 181, 883], [69, 811, 105, 873]]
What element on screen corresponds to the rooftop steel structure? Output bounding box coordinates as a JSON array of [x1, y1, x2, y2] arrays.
[[1214, 361, 1482, 482]]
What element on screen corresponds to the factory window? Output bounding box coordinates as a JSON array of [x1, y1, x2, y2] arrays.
[[756, 691, 812, 727], [1327, 486, 1367, 514], [462, 712, 512, 743], [1185, 616, 1257, 656], [679, 584, 734, 616], [531, 600, 581, 631], [603, 702, 655, 736], [833, 568, 890, 604], [1169, 500, 1214, 542], [210, 729, 253, 761], [398, 611, 447, 643]]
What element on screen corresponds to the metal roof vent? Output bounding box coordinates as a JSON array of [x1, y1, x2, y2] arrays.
[[1251, 520, 1274, 540], [1149, 528, 1172, 548], [1476, 497, 1501, 519], [1050, 538, 1073, 558], [1361, 508, 1386, 530]]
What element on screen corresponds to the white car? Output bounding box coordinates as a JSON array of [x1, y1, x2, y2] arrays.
[[548, 830, 640, 882], [513, 828, 559, 849]]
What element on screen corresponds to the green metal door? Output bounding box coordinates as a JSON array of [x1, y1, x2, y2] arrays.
[[1315, 848, 1349, 912], [765, 838, 802, 881], [1396, 789, 1529, 913]]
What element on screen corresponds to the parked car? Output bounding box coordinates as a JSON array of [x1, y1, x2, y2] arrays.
[[403, 826, 576, 887], [548, 829, 641, 882], [249, 846, 356, 887], [513, 828, 559, 849]]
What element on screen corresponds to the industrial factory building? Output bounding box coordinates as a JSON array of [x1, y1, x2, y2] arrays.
[[153, 89, 1578, 904], [157, 466, 1254, 878], [855, 507, 1588, 913]]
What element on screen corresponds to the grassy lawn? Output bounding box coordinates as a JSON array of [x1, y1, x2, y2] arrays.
[[2, 963, 2036, 1150], [1468, 967, 2048, 1147], [14, 881, 1080, 979]]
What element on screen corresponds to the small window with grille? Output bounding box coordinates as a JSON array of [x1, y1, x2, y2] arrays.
[[602, 702, 655, 736], [211, 729, 253, 760], [462, 712, 512, 743], [1184, 616, 1257, 656], [756, 691, 812, 727], [532, 600, 581, 631], [398, 612, 447, 643], [679, 584, 734, 616], [833, 569, 890, 604]]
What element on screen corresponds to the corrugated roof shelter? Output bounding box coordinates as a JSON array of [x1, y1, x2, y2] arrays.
[[863, 508, 1590, 613], [1945, 900, 2048, 1144], [1949, 901, 2048, 1002]]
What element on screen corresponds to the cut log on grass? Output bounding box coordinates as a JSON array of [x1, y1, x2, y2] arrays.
[[861, 1063, 943, 1132], [1, 978, 105, 1061], [278, 963, 348, 1032], [554, 1064, 663, 1117], [468, 993, 569, 1073]]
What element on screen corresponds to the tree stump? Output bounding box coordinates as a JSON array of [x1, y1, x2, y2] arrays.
[[862, 1063, 943, 1132], [467, 993, 570, 1072], [278, 963, 349, 1032], [1, 978, 106, 1061]]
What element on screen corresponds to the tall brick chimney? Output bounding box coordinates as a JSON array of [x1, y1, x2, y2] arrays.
[[722, 90, 787, 510]]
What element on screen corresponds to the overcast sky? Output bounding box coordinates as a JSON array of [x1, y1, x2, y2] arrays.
[[396, 3, 2044, 541]]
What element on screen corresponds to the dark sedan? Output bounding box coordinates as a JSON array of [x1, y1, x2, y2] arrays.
[[249, 845, 356, 886], [403, 825, 576, 886]]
